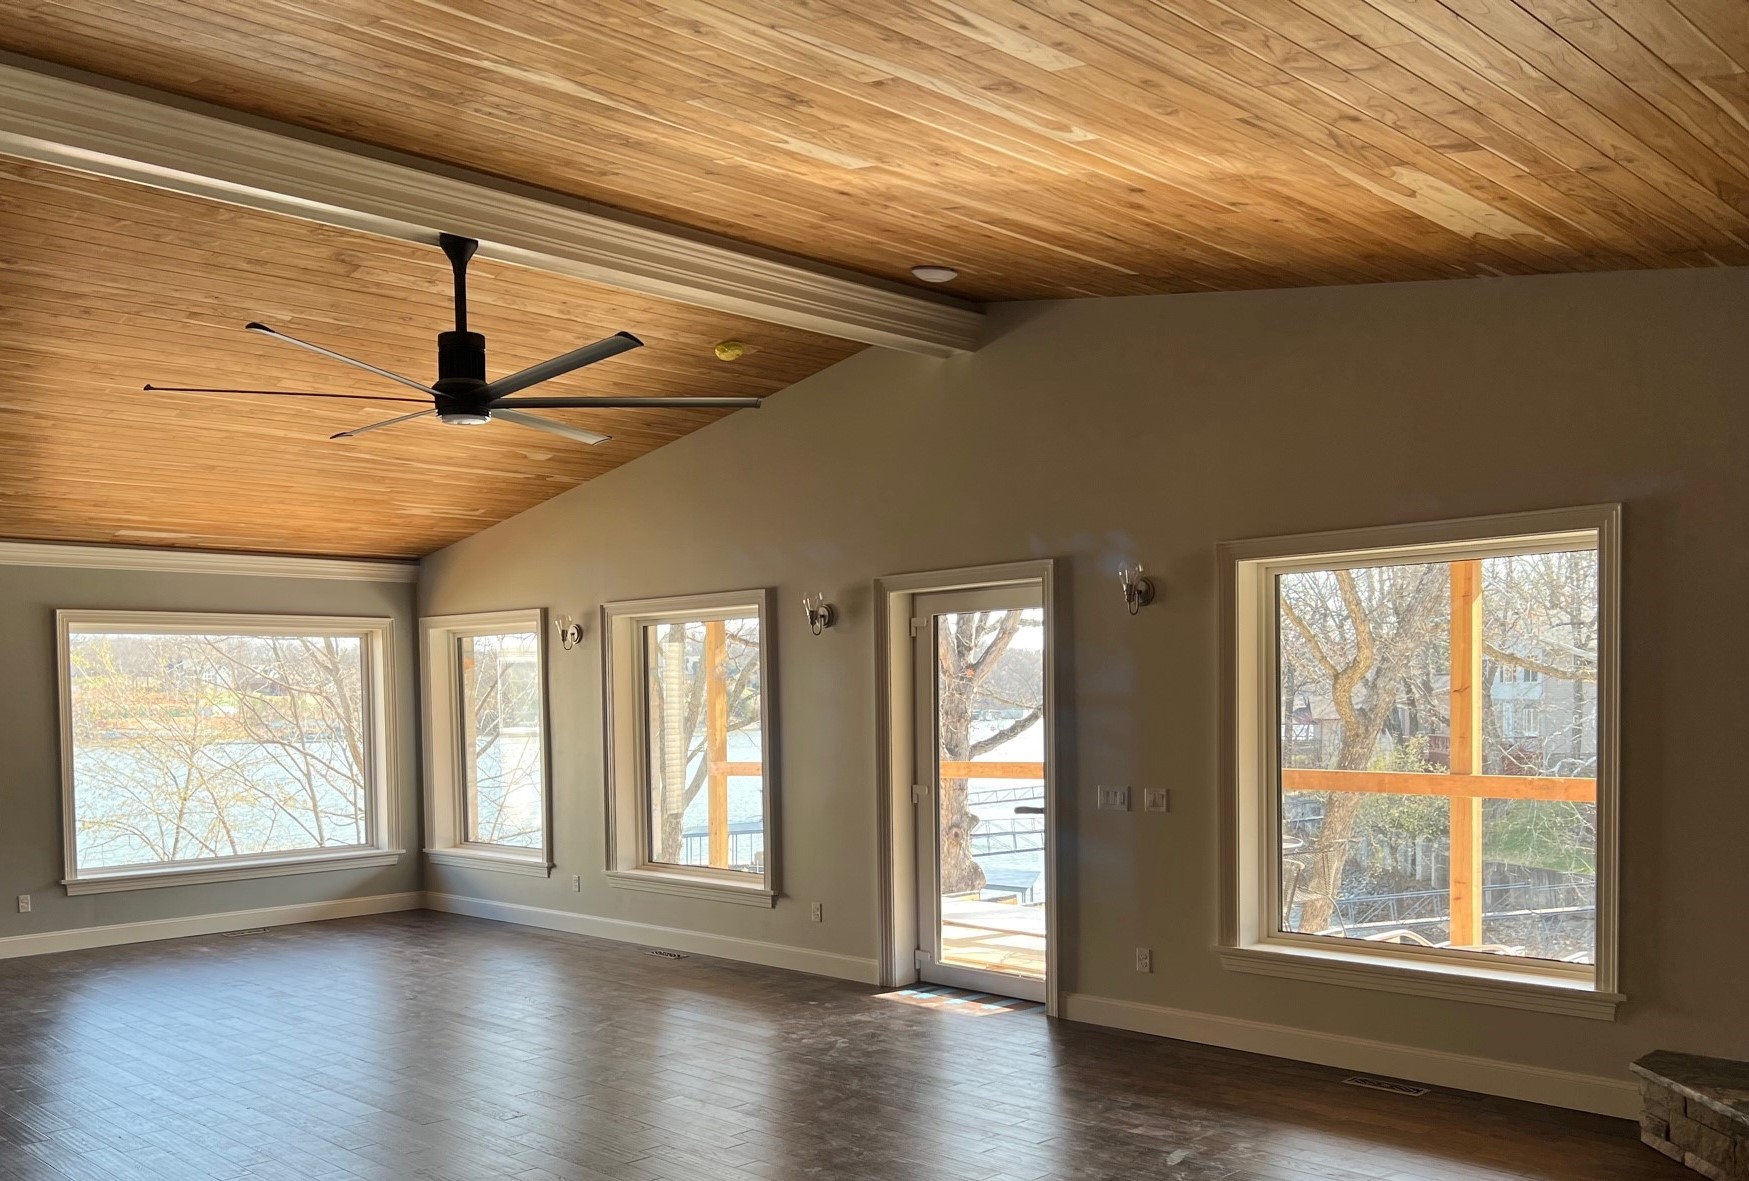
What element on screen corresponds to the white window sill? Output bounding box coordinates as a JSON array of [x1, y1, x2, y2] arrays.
[[607, 868, 775, 908], [64, 848, 404, 896], [1219, 944, 1624, 1020], [426, 847, 552, 878]]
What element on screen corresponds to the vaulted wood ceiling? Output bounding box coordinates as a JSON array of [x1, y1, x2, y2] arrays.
[[0, 158, 859, 558], [4, 0, 1748, 300], [2, 1, 1747, 559]]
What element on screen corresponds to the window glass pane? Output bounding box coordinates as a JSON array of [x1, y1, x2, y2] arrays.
[[1275, 546, 1598, 965], [67, 629, 371, 872], [935, 606, 1046, 979], [459, 631, 544, 849], [642, 613, 763, 874]]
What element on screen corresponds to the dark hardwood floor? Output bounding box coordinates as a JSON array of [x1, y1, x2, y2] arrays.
[[0, 913, 1680, 1181]]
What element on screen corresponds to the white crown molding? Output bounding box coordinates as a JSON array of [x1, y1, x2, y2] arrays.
[[0, 539, 418, 582], [1061, 993, 1639, 1118], [0, 54, 984, 357]]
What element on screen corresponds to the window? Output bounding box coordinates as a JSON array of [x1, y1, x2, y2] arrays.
[[421, 610, 551, 875], [602, 590, 775, 905], [57, 611, 400, 894], [1220, 507, 1620, 1017]]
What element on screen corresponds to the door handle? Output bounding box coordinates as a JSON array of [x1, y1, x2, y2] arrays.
[[1014, 806, 1045, 815]]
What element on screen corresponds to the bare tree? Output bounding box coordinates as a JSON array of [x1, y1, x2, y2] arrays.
[[1278, 549, 1600, 952], [68, 632, 369, 870], [1279, 565, 1447, 932], [458, 632, 544, 847], [644, 618, 762, 865], [936, 610, 1044, 894]]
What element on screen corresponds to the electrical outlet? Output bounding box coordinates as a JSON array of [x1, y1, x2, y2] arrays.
[[1143, 787, 1171, 813], [570, 874, 581, 892], [16, 895, 30, 914], [1097, 785, 1131, 811], [810, 902, 824, 923], [1135, 947, 1151, 973]]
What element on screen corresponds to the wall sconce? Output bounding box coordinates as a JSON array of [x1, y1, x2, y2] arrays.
[[802, 592, 837, 636], [1118, 564, 1156, 616], [553, 614, 584, 651]]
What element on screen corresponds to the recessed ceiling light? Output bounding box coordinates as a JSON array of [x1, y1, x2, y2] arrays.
[[911, 265, 959, 283]]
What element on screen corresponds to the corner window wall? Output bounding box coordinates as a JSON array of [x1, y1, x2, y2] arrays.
[[1221, 508, 1621, 1018], [58, 611, 400, 894], [423, 611, 551, 876], [604, 590, 775, 906]]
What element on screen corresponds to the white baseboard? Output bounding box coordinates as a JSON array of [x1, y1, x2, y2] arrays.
[[1061, 993, 1638, 1118], [426, 891, 881, 984], [0, 891, 425, 960]]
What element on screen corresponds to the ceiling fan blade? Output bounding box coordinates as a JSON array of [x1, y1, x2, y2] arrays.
[[479, 332, 643, 399], [144, 385, 429, 404], [491, 408, 611, 446], [246, 322, 440, 397], [486, 395, 762, 410], [330, 409, 434, 440]]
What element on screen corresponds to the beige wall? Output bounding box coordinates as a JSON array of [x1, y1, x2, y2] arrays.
[[0, 562, 421, 939], [419, 267, 1749, 1089]]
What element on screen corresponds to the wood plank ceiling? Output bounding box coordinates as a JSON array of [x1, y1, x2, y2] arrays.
[[3, 0, 1748, 301], [1, 0, 1747, 558], [0, 158, 860, 558]]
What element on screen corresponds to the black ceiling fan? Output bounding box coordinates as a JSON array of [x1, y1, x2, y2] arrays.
[[144, 234, 762, 446]]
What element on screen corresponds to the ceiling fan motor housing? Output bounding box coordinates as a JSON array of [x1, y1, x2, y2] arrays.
[[437, 330, 487, 386], [435, 330, 489, 422]]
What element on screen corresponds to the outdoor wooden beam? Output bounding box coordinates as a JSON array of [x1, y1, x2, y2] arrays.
[[1449, 559, 1486, 947], [705, 621, 730, 869], [1281, 768, 1595, 802], [938, 761, 1047, 780]]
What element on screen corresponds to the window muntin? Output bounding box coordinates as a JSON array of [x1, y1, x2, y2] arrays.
[[640, 613, 765, 875], [457, 629, 544, 850], [62, 615, 392, 881], [603, 590, 774, 903]]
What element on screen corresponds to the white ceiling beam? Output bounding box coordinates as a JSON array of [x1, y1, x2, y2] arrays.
[[0, 55, 984, 356]]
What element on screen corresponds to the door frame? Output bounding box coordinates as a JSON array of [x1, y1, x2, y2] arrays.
[[873, 559, 1060, 1015]]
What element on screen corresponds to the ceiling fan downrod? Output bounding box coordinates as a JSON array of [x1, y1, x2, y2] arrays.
[[436, 234, 490, 423]]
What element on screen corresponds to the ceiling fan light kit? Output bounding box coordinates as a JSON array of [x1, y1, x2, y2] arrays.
[[148, 234, 763, 446]]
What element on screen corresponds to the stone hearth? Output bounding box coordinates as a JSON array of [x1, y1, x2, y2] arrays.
[[1634, 1051, 1749, 1181]]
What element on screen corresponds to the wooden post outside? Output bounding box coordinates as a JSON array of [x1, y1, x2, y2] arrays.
[[1448, 559, 1485, 947], [705, 620, 730, 869]]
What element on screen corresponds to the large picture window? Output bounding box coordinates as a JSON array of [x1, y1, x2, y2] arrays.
[[421, 610, 551, 875], [58, 611, 399, 894], [603, 590, 774, 905], [1220, 508, 1621, 1017]]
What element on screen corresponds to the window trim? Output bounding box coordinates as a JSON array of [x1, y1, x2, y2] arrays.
[[420, 609, 553, 877], [57, 610, 403, 896], [1217, 506, 1622, 1019], [601, 588, 777, 907]]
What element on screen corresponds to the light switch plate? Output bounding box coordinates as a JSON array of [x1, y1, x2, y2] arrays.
[[1143, 787, 1171, 813], [1097, 785, 1130, 811]]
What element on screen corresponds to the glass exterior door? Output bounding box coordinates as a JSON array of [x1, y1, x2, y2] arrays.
[[913, 586, 1047, 1000]]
